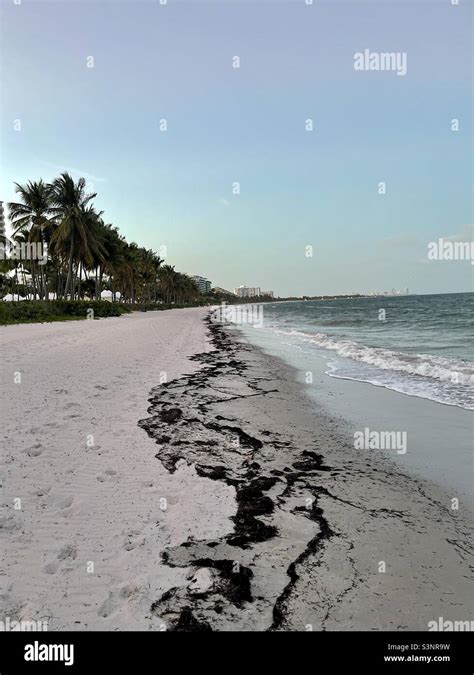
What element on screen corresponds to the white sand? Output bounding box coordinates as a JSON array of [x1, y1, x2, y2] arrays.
[[0, 309, 236, 630]]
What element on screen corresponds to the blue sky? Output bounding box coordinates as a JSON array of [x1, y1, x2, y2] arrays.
[[1, 0, 472, 296]]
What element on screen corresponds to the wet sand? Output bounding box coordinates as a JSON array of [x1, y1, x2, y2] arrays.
[[142, 317, 473, 631]]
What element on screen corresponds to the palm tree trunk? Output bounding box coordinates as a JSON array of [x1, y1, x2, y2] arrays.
[[39, 264, 44, 300], [31, 263, 37, 300], [78, 261, 82, 299], [64, 234, 74, 298], [99, 269, 103, 300]]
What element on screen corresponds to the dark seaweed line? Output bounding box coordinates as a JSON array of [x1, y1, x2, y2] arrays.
[[139, 315, 337, 630], [270, 488, 335, 630]]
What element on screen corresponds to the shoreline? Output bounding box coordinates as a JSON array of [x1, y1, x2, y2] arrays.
[[1, 309, 472, 631], [233, 321, 474, 504], [142, 316, 473, 631]]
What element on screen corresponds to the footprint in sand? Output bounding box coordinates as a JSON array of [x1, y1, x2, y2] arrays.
[[98, 584, 141, 618], [163, 494, 180, 506], [44, 544, 78, 574], [57, 496, 78, 517], [123, 530, 145, 551], [58, 496, 74, 509], [57, 544, 77, 561], [44, 561, 59, 575], [0, 514, 21, 533], [96, 469, 117, 483], [25, 444, 43, 457], [97, 592, 120, 618]]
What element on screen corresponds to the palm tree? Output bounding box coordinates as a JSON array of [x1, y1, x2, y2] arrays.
[[49, 173, 97, 298], [159, 264, 180, 304], [73, 208, 109, 300], [5, 171, 207, 309], [99, 223, 126, 300], [8, 180, 54, 299], [8, 179, 52, 238]]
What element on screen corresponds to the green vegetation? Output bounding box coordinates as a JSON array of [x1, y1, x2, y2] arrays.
[[1, 173, 205, 314], [0, 298, 215, 325], [0, 300, 130, 325], [0, 171, 363, 326], [208, 289, 276, 304]]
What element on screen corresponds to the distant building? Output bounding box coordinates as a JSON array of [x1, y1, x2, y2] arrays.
[[233, 286, 273, 298], [0, 202, 6, 241], [213, 286, 235, 296], [234, 285, 261, 298], [191, 275, 212, 294]]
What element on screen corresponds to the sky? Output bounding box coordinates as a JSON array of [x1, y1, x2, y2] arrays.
[[1, 0, 472, 296]]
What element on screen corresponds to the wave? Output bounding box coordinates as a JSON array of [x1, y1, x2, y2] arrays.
[[282, 329, 474, 387]]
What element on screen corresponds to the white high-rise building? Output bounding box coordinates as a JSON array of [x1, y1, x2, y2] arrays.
[[234, 286, 261, 298], [191, 275, 211, 294], [0, 202, 6, 240]]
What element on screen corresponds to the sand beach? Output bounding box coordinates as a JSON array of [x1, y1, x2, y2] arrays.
[[1, 308, 471, 631]]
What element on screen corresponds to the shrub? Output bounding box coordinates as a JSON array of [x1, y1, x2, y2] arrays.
[[51, 300, 125, 318], [0, 300, 126, 324], [0, 298, 209, 325]]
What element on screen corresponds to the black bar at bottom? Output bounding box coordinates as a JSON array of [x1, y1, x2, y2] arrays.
[[0, 631, 472, 673]]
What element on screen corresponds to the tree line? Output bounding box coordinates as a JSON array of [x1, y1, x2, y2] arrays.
[[1, 172, 203, 305]]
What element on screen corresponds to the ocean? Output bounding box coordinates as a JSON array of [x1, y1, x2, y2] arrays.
[[227, 293, 473, 500], [240, 293, 474, 411]]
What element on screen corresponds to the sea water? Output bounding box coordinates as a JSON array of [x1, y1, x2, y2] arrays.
[[241, 293, 473, 410], [230, 293, 473, 501]]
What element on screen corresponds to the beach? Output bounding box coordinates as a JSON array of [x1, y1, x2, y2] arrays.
[[0, 308, 472, 631], [0, 308, 234, 630]]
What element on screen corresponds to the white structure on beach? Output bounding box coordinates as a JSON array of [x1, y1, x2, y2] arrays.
[[2, 294, 26, 302], [100, 290, 121, 302], [5, 265, 32, 280]]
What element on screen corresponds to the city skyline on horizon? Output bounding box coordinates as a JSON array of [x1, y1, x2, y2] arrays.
[[1, 0, 472, 297]]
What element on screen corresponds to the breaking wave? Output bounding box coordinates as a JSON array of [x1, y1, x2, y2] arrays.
[[269, 328, 474, 409], [287, 330, 474, 386]]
